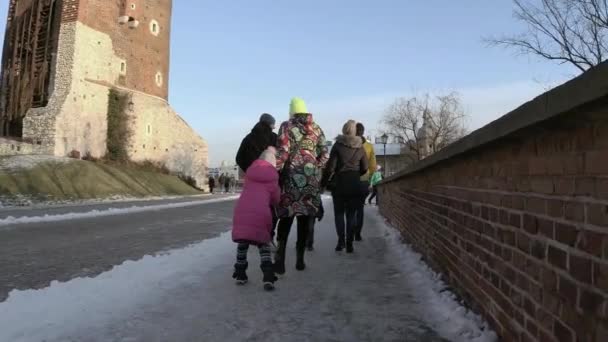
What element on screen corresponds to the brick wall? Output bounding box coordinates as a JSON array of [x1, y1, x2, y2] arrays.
[[378, 63, 608, 342], [75, 0, 171, 99]]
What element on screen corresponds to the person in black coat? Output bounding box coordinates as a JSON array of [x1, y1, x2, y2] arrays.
[[236, 113, 279, 241], [236, 113, 278, 173], [322, 120, 369, 253], [208, 176, 216, 194]]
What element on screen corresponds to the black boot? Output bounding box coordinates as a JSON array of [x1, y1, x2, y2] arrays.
[[355, 233, 362, 241], [262, 262, 277, 291], [346, 241, 354, 253], [335, 239, 345, 252], [273, 240, 286, 275], [232, 262, 248, 285], [295, 245, 306, 271]]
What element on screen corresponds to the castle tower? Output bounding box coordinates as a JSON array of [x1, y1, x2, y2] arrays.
[[0, 0, 208, 188]]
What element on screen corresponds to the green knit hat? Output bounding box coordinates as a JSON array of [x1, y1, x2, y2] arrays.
[[289, 97, 309, 116]]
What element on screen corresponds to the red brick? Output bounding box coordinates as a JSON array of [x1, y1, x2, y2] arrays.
[[481, 206, 489, 220], [564, 202, 584, 222], [539, 329, 558, 342], [547, 200, 565, 218], [503, 230, 516, 247], [563, 154, 585, 175], [510, 212, 522, 229], [538, 218, 555, 239], [499, 209, 510, 225], [517, 233, 531, 254], [579, 288, 603, 313], [523, 214, 538, 234], [554, 177, 575, 196], [548, 245, 568, 270], [593, 262, 608, 289], [569, 254, 592, 284], [587, 203, 608, 226], [525, 318, 539, 338], [585, 151, 608, 174], [554, 223, 579, 247], [524, 296, 537, 316], [553, 319, 574, 342], [527, 197, 547, 215], [531, 240, 546, 260], [576, 231, 605, 257], [531, 177, 555, 194], [543, 291, 561, 314], [541, 268, 558, 292], [597, 178, 608, 200], [512, 196, 525, 210], [574, 177, 596, 196], [558, 276, 578, 305], [536, 308, 555, 332]]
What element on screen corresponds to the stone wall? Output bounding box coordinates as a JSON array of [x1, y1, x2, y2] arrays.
[[0, 138, 47, 155], [127, 89, 208, 190], [378, 62, 608, 342]]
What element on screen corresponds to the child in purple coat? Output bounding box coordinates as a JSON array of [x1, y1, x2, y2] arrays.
[[232, 147, 281, 291]]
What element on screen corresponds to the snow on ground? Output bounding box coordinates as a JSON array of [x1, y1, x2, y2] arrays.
[[0, 201, 497, 342], [0, 155, 72, 172], [0, 195, 239, 228], [374, 207, 498, 342], [0, 231, 235, 342]]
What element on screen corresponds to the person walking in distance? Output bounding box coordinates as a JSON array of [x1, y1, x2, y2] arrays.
[[231, 147, 281, 291], [208, 176, 216, 194], [274, 98, 329, 274], [353, 123, 376, 241], [368, 165, 383, 205], [322, 120, 369, 253]]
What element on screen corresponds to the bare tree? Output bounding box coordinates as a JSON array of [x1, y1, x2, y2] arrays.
[[383, 92, 468, 161], [486, 0, 608, 73]]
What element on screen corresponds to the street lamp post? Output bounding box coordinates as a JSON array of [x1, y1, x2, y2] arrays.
[[380, 133, 388, 176]]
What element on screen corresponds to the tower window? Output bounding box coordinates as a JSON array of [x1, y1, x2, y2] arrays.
[[150, 20, 160, 36], [147, 124, 151, 135], [131, 4, 136, 10], [120, 62, 126, 74], [155, 72, 163, 87]]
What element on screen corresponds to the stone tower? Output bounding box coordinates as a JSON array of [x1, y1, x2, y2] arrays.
[[0, 0, 208, 188]]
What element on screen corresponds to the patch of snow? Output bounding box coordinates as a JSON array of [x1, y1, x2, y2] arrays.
[[0, 231, 234, 342], [372, 208, 498, 342], [0, 195, 239, 227], [0, 155, 73, 172]]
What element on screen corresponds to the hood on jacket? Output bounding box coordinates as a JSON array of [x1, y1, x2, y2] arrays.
[[246, 159, 279, 184], [251, 121, 273, 135], [335, 134, 363, 149]]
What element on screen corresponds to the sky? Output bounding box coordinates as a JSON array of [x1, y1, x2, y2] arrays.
[[0, 1, 579, 166]]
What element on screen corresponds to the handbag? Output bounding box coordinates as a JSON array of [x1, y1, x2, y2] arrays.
[[326, 149, 359, 191]]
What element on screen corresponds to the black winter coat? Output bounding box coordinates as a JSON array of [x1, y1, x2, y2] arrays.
[[236, 122, 278, 172], [322, 135, 368, 196]]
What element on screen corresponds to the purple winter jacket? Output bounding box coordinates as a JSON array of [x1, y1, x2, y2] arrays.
[[232, 159, 280, 244]]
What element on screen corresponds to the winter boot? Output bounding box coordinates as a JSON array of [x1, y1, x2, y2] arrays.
[[273, 240, 287, 275], [335, 238, 345, 252], [232, 262, 248, 285], [354, 233, 362, 242], [295, 245, 306, 271], [346, 241, 354, 254], [262, 263, 278, 291]]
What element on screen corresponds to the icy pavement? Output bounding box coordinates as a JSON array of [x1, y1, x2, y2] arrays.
[[0, 202, 497, 342], [0, 195, 239, 227]]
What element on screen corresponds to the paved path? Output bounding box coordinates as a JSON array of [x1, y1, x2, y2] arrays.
[[0, 196, 236, 302], [0, 197, 494, 342]]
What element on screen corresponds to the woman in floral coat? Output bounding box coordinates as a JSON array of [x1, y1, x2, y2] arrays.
[[274, 97, 329, 274]]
